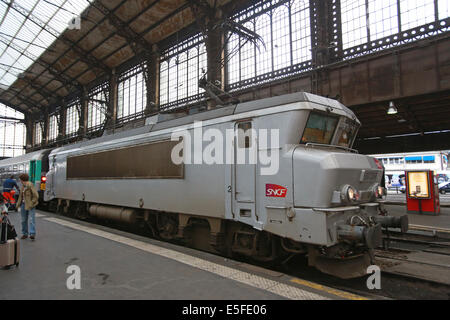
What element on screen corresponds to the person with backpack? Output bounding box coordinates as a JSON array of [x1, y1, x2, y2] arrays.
[[16, 174, 39, 240], [2, 175, 19, 211]]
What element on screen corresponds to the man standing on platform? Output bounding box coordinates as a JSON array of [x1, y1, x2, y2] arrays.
[[16, 173, 39, 241]]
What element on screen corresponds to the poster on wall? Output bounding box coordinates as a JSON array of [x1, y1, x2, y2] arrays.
[[407, 171, 430, 199]]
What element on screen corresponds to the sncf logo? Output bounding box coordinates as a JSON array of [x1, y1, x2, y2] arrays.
[[266, 184, 287, 197]]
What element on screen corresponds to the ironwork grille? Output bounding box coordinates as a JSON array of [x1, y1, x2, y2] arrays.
[[87, 82, 108, 130], [65, 99, 80, 136], [118, 64, 147, 121], [340, 0, 450, 59], [227, 0, 312, 91], [48, 114, 59, 142], [400, 0, 435, 31], [439, 0, 450, 20], [34, 121, 43, 146], [159, 34, 207, 111], [341, 0, 369, 48]]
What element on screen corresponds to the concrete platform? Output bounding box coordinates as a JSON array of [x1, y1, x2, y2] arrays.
[[385, 204, 450, 231], [386, 192, 450, 207], [0, 210, 366, 300]]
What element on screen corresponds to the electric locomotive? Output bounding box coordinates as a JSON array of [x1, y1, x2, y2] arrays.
[[1, 92, 408, 278]]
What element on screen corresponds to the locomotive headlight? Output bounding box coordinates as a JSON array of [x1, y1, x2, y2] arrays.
[[348, 187, 355, 200], [341, 185, 358, 203], [371, 184, 385, 200]]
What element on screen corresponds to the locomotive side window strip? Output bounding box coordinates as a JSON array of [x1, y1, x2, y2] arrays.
[[66, 140, 183, 180]]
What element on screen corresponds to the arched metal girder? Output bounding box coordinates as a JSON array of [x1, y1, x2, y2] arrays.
[[1, 0, 111, 75]]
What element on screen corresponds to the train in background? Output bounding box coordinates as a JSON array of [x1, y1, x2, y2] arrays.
[[0, 92, 409, 279], [370, 151, 450, 193], [0, 149, 52, 201]]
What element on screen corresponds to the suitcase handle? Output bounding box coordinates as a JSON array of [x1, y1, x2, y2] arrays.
[[1, 216, 13, 243], [1, 221, 7, 243]]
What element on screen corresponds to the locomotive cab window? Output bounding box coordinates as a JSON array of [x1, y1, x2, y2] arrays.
[[301, 112, 338, 145], [337, 119, 359, 148]]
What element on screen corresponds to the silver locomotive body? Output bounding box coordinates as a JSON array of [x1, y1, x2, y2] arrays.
[[42, 92, 406, 278]]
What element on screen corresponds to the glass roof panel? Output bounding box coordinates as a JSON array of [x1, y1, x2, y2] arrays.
[[0, 0, 91, 90]]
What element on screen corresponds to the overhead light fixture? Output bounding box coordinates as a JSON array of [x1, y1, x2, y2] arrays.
[[387, 101, 398, 115]]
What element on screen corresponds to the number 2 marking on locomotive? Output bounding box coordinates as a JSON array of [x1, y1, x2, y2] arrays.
[[227, 185, 232, 192]]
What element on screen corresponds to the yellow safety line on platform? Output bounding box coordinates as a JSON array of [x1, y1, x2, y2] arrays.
[[290, 278, 368, 300], [409, 224, 450, 233]]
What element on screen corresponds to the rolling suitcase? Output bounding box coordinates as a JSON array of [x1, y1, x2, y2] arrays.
[[0, 217, 20, 268]]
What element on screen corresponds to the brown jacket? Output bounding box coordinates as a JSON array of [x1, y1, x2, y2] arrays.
[[17, 181, 39, 210]]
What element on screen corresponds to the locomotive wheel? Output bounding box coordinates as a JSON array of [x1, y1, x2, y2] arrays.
[[251, 233, 281, 265], [145, 220, 158, 238], [156, 214, 178, 241], [48, 200, 58, 213]]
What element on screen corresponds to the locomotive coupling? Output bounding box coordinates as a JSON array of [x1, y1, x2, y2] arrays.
[[373, 215, 409, 233], [337, 224, 382, 249]]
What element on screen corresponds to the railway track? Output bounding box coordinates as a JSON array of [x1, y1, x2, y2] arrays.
[[276, 246, 450, 300], [40, 208, 450, 300]]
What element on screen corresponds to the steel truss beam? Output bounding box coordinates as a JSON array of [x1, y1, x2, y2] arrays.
[[88, 1, 153, 84], [0, 115, 24, 122], [0, 84, 45, 112]]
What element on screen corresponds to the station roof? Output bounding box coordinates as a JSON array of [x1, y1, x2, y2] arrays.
[[352, 90, 450, 140], [0, 0, 231, 114], [0, 0, 448, 143]]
